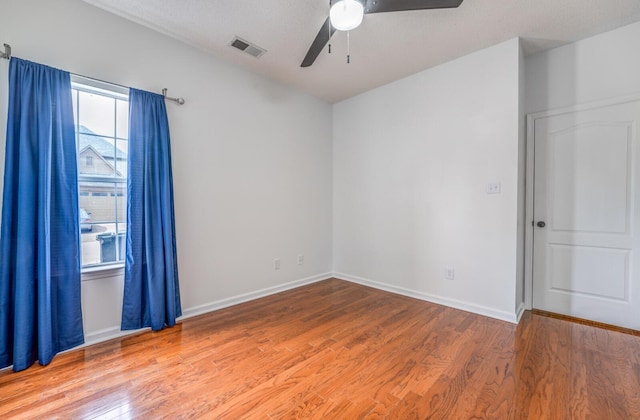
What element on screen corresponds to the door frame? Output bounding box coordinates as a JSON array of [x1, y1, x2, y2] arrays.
[[524, 93, 640, 311]]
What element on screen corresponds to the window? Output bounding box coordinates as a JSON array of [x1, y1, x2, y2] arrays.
[[71, 76, 129, 269]]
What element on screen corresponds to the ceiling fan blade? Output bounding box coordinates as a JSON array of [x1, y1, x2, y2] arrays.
[[301, 16, 336, 67], [364, 0, 463, 14]]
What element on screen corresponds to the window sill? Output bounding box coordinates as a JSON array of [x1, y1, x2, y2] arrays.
[[81, 264, 125, 281]]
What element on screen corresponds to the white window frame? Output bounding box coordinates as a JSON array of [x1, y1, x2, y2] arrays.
[[71, 75, 129, 276]]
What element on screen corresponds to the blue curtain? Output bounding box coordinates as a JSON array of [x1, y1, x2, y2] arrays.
[[0, 58, 84, 372], [122, 88, 181, 331]]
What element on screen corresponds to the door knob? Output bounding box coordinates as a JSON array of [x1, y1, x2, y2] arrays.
[[537, 221, 546, 228]]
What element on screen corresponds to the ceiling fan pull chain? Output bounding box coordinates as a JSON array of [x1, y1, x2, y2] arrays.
[[347, 30, 351, 63]]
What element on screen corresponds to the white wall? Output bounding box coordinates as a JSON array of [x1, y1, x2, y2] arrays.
[[515, 40, 526, 313], [333, 39, 523, 322], [526, 21, 640, 114], [0, 0, 333, 342]]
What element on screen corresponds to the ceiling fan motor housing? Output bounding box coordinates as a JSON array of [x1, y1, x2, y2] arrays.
[[330, 0, 366, 31]]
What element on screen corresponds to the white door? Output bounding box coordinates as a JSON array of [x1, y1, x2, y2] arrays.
[[532, 99, 640, 330]]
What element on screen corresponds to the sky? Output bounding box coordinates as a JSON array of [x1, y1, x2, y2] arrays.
[[72, 89, 128, 140]]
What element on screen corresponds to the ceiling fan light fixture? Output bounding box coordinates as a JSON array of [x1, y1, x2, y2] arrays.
[[330, 0, 364, 31]]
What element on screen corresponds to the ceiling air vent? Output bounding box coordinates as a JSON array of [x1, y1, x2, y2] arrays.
[[229, 36, 266, 58]]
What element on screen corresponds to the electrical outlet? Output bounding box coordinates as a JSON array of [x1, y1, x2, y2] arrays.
[[486, 182, 501, 194], [273, 258, 281, 270], [444, 267, 454, 280], [297, 254, 304, 265]]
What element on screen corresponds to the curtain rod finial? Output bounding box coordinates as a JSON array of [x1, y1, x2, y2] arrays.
[[162, 88, 185, 105], [1, 43, 11, 60]]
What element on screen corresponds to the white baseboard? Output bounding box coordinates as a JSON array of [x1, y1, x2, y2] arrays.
[[82, 272, 333, 347], [83, 326, 144, 347], [79, 271, 521, 349], [334, 272, 520, 324], [179, 272, 333, 320], [515, 301, 526, 322]]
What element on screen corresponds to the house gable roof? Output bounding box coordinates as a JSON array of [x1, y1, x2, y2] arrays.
[[78, 126, 127, 160]]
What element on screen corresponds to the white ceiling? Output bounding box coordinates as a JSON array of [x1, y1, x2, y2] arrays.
[[83, 0, 640, 103]]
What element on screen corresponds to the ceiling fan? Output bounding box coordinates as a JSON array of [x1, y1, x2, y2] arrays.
[[301, 0, 464, 67]]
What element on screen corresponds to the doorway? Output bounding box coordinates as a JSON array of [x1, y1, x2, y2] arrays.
[[526, 96, 640, 330]]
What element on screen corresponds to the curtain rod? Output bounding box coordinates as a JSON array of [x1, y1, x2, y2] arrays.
[[0, 43, 185, 105]]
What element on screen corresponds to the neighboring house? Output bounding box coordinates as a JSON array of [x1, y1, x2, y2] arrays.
[[77, 126, 127, 223], [78, 125, 127, 177], [79, 145, 122, 177]]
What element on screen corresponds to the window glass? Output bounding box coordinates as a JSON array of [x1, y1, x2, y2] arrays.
[[115, 139, 128, 178], [117, 184, 127, 223], [78, 132, 116, 177], [116, 99, 129, 139], [72, 93, 78, 126], [78, 90, 115, 138], [73, 79, 128, 269]]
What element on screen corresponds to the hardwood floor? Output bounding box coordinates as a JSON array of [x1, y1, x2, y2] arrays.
[[1, 278, 639, 419]]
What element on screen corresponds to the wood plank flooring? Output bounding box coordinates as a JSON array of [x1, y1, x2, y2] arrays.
[[1, 278, 640, 419]]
